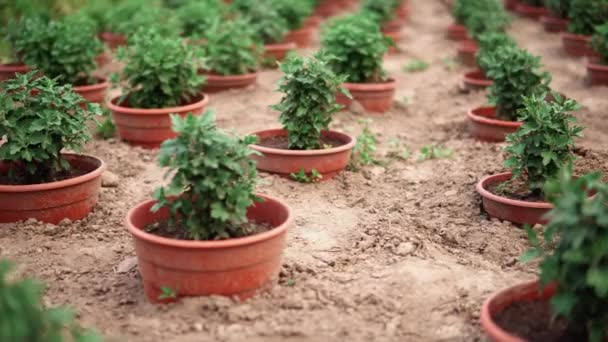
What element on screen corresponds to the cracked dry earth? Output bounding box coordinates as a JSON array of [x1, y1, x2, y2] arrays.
[[2, 0, 607, 341]]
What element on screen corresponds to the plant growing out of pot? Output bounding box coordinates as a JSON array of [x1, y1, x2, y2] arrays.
[[108, 28, 207, 148], [0, 17, 34, 81], [126, 111, 292, 302], [468, 45, 551, 142], [448, 0, 496, 40], [361, 0, 402, 42], [588, 23, 608, 85], [248, 53, 356, 180], [200, 18, 260, 93], [541, 0, 571, 32], [175, 0, 227, 42], [16, 15, 108, 106], [459, 7, 510, 67], [0, 72, 106, 224], [481, 169, 608, 341], [515, 0, 549, 18], [321, 13, 396, 113], [561, 0, 608, 57], [271, 0, 314, 47], [244, 3, 295, 65], [476, 92, 583, 225], [463, 32, 516, 90], [0, 259, 103, 341]]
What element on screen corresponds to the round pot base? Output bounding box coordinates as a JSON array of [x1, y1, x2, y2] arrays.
[[586, 62, 608, 86], [467, 106, 521, 142], [561, 33, 597, 58], [458, 40, 478, 67], [463, 70, 492, 91], [336, 79, 397, 113], [539, 15, 569, 33], [201, 72, 258, 93]]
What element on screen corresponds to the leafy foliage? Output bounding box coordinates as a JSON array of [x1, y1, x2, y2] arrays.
[[591, 23, 608, 64], [103, 0, 179, 37], [321, 13, 391, 83], [476, 32, 517, 73], [290, 168, 323, 183], [16, 15, 103, 85], [361, 0, 398, 24], [152, 112, 260, 240], [521, 0, 544, 5], [484, 45, 551, 120], [175, 0, 227, 39], [270, 0, 313, 30], [402, 60, 429, 72], [0, 72, 101, 184], [452, 0, 504, 25], [244, 3, 290, 44], [351, 119, 379, 168], [115, 29, 205, 109], [504, 93, 582, 194], [545, 0, 571, 18], [0, 260, 102, 342], [272, 53, 347, 150], [417, 145, 454, 161], [523, 169, 608, 342], [6, 16, 48, 63], [568, 0, 608, 35], [464, 7, 510, 41], [203, 18, 259, 75], [96, 109, 116, 139]]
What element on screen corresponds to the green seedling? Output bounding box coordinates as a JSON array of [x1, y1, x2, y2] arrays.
[[290, 168, 323, 183], [402, 59, 429, 73], [417, 144, 454, 161]]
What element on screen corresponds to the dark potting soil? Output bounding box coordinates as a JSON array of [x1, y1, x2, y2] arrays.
[[258, 135, 344, 150], [488, 177, 546, 202], [495, 300, 586, 342], [145, 219, 272, 241], [0, 167, 87, 186]]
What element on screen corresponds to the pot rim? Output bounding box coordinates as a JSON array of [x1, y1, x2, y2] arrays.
[[107, 93, 209, 115], [463, 70, 492, 86], [476, 172, 552, 209], [480, 279, 549, 342], [99, 31, 126, 39], [0, 63, 30, 72], [448, 23, 466, 31], [264, 42, 297, 51], [0, 153, 106, 193], [126, 193, 292, 249], [204, 71, 259, 81], [249, 128, 356, 156], [561, 32, 591, 41], [467, 106, 522, 128], [342, 78, 397, 91], [73, 76, 109, 92], [586, 61, 608, 71]]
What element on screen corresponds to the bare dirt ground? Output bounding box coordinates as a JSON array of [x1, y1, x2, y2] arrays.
[[2, 0, 607, 341]]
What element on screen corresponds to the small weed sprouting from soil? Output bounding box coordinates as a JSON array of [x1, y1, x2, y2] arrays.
[[442, 57, 457, 71], [290, 168, 323, 183], [96, 109, 116, 139], [387, 137, 411, 161], [158, 286, 177, 300], [402, 59, 430, 73], [417, 144, 454, 161], [350, 119, 379, 170]]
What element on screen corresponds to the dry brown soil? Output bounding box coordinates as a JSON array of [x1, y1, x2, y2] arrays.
[[2, 1, 607, 341]]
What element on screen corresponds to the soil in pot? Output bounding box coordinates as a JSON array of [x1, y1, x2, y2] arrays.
[[0, 63, 30, 81], [495, 300, 586, 341], [539, 15, 569, 33], [586, 62, 608, 86], [257, 135, 344, 150], [486, 177, 545, 202]]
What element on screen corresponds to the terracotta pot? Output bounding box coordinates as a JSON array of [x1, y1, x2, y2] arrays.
[[504, 0, 518, 10], [303, 15, 323, 30], [99, 32, 127, 50], [127, 193, 292, 303], [95, 52, 111, 68], [0, 63, 30, 81], [283, 28, 313, 48], [336, 78, 397, 113], [383, 18, 403, 35], [263, 42, 297, 63], [107, 93, 209, 148], [481, 280, 556, 342], [396, 1, 410, 20], [586, 62, 608, 86], [447, 23, 468, 41], [458, 40, 479, 67], [201, 72, 258, 93], [315, 1, 341, 17], [539, 15, 569, 33], [514, 3, 549, 19], [463, 70, 492, 91], [384, 31, 402, 52], [249, 129, 355, 180], [468, 106, 521, 142], [477, 172, 551, 225], [0, 154, 105, 224], [74, 77, 109, 106], [561, 33, 597, 58]]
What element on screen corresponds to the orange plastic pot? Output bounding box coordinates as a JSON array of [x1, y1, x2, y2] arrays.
[[107, 94, 209, 148], [251, 128, 356, 180], [126, 193, 292, 303], [99, 32, 127, 50], [458, 40, 478, 67], [0, 154, 105, 224], [468, 107, 521, 142], [201, 72, 258, 93], [447, 23, 468, 41], [477, 172, 552, 225], [514, 3, 548, 19], [586, 62, 608, 86], [463, 70, 492, 91], [74, 77, 109, 107], [539, 15, 569, 33], [249, 129, 356, 180], [561, 33, 597, 58], [481, 280, 556, 342], [263, 42, 297, 63], [0, 63, 30, 81], [336, 78, 397, 113], [283, 28, 313, 48]]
